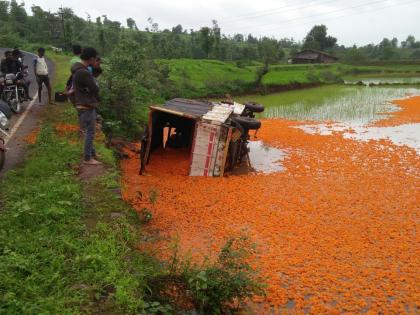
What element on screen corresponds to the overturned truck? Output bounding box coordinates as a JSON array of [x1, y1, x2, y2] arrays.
[[140, 98, 264, 177]]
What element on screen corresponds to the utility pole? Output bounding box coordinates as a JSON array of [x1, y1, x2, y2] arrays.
[[58, 6, 67, 51]]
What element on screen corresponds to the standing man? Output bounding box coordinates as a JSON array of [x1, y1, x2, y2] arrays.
[[12, 49, 31, 101], [70, 44, 82, 66], [0, 51, 13, 74], [33, 47, 52, 104], [65, 45, 82, 104], [71, 48, 102, 165]]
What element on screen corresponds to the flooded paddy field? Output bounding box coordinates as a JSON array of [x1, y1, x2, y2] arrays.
[[122, 85, 420, 314]]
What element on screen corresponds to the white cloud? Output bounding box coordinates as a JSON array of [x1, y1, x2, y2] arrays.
[[23, 0, 420, 46]]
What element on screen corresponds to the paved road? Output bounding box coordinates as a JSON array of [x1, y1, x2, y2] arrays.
[[0, 48, 55, 176]]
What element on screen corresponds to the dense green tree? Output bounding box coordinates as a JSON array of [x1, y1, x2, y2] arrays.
[[171, 24, 183, 34], [9, 0, 28, 37], [344, 45, 366, 64], [0, 1, 9, 21], [390, 37, 398, 48], [303, 24, 337, 51], [403, 35, 416, 48], [378, 38, 395, 60], [199, 27, 213, 58], [1, 1, 419, 64], [126, 18, 138, 30], [258, 37, 285, 66]]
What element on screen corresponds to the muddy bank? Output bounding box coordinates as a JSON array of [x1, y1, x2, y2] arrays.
[[204, 82, 325, 99]]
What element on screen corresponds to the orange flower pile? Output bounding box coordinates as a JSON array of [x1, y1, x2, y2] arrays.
[[55, 123, 79, 137], [375, 95, 420, 127], [23, 128, 40, 144], [121, 96, 420, 313]]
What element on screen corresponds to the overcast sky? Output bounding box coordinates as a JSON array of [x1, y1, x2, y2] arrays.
[[23, 0, 420, 46]]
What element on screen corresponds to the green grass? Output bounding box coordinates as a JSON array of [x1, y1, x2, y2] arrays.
[[261, 63, 420, 87], [0, 53, 158, 314], [0, 124, 156, 314], [159, 59, 257, 88], [158, 59, 259, 97], [48, 52, 72, 91], [159, 59, 420, 98]]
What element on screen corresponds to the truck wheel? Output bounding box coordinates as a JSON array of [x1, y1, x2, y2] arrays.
[[232, 116, 261, 130], [245, 102, 265, 113]]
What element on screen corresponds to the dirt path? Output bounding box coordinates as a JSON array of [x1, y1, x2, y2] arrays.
[[0, 48, 55, 176], [121, 97, 420, 314]]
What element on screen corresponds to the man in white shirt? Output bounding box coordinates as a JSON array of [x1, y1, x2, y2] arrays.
[[33, 47, 52, 104]]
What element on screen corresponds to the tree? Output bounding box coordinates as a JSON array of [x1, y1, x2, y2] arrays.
[[303, 25, 337, 51], [258, 37, 284, 66], [172, 24, 183, 34], [100, 39, 166, 138], [126, 18, 137, 30], [0, 1, 9, 22], [233, 34, 244, 42], [211, 20, 221, 59], [9, 0, 28, 37], [147, 17, 159, 32], [391, 37, 398, 48], [199, 27, 213, 58], [344, 45, 366, 64], [378, 38, 395, 60], [405, 35, 416, 48]]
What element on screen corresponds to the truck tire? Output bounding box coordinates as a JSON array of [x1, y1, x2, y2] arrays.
[[245, 102, 265, 113], [0, 100, 12, 119], [232, 116, 261, 130]]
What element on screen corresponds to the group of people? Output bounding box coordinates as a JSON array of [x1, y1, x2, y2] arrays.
[[1, 44, 102, 165], [66, 45, 102, 165], [0, 48, 31, 101], [0, 47, 53, 104]]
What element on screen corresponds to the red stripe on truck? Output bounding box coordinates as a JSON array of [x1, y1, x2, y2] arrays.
[[204, 128, 216, 176]]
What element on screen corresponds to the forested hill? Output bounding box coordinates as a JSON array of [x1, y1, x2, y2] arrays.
[[1, 0, 420, 63]]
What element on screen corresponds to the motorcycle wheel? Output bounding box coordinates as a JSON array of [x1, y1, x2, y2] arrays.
[[10, 98, 22, 114]]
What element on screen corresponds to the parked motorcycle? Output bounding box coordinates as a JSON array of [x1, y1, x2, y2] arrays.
[[0, 100, 11, 171], [0, 69, 29, 114]]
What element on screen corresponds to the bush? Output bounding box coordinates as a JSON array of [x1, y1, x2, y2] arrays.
[[186, 237, 264, 314], [100, 38, 168, 139], [320, 70, 343, 83], [306, 71, 319, 83], [149, 236, 265, 314]]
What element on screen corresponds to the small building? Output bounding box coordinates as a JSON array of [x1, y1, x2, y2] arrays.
[[290, 49, 338, 64]]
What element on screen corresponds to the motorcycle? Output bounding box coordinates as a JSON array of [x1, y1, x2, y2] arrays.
[[0, 68, 29, 114], [0, 100, 11, 171]]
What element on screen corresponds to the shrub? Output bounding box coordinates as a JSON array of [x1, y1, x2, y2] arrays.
[[306, 71, 319, 83], [149, 236, 265, 314], [320, 70, 343, 83], [100, 38, 167, 139]]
